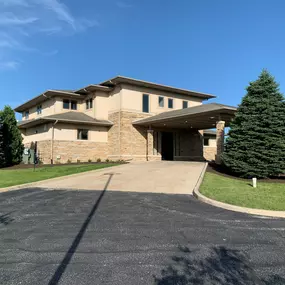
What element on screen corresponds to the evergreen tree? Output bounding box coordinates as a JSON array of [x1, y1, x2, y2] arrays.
[[222, 70, 285, 178], [0, 118, 5, 168], [0, 106, 24, 166]]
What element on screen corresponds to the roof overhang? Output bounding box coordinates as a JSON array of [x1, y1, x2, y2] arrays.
[[100, 76, 216, 100], [18, 117, 113, 129], [75, 84, 113, 94], [133, 103, 237, 130], [14, 90, 85, 113]]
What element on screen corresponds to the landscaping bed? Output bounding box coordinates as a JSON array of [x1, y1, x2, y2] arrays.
[[0, 163, 121, 188], [200, 168, 285, 211]]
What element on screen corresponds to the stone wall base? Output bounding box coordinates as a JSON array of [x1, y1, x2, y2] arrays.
[[25, 140, 108, 164], [203, 147, 217, 161]]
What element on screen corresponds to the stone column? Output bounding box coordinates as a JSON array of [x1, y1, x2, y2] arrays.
[[216, 121, 225, 164], [147, 130, 154, 161]]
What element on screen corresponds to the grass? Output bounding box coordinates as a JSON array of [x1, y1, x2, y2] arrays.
[[200, 172, 285, 211], [0, 163, 119, 188]]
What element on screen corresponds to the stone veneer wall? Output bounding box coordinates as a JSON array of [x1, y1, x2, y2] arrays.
[[108, 111, 153, 161], [25, 140, 108, 164], [203, 147, 217, 161]]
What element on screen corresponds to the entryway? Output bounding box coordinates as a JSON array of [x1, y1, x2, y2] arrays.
[[161, 132, 174, 161]]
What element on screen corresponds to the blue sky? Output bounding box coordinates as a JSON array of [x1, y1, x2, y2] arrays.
[[1, 0, 285, 115]]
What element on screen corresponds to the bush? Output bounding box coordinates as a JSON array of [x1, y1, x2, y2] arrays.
[[96, 158, 101, 163], [88, 159, 92, 163]]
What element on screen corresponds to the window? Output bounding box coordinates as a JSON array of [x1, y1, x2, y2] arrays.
[[77, 129, 89, 140], [63, 100, 70, 109], [63, 99, 77, 110], [168, 98, 173, 109], [158, 96, 164, 107], [183, 101, 188, 109], [37, 105, 42, 115], [142, 94, 149, 113], [203, 138, 209, 146], [25, 110, 29, 119], [86, 98, 93, 109], [71, 101, 77, 110]]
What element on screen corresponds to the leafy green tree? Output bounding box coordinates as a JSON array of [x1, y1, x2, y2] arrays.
[[222, 70, 285, 178], [0, 119, 5, 168], [0, 106, 24, 166]]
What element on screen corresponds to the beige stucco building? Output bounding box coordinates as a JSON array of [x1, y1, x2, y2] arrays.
[[15, 76, 236, 164]]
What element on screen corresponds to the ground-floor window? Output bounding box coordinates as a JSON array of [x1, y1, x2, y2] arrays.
[[203, 138, 209, 146], [77, 129, 89, 140]]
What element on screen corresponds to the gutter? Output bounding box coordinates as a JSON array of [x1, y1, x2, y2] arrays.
[[50, 120, 58, 165]]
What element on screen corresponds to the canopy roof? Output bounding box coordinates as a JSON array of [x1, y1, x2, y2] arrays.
[[133, 103, 237, 130], [18, 112, 113, 129]]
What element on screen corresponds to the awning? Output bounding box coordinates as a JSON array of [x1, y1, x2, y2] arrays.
[[133, 103, 237, 129]]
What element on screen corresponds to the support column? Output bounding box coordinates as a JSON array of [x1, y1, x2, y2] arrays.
[[147, 130, 154, 161], [216, 121, 225, 164]]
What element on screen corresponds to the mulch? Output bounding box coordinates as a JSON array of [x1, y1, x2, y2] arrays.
[[207, 163, 285, 184], [1, 162, 126, 171]]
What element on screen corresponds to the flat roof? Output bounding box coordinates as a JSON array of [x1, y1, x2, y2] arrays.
[[100, 76, 216, 100], [18, 112, 113, 129]]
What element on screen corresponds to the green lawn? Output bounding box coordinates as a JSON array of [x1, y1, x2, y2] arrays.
[[0, 164, 119, 188], [200, 172, 285, 211]]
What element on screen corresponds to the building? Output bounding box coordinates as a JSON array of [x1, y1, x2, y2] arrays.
[[15, 76, 236, 164]]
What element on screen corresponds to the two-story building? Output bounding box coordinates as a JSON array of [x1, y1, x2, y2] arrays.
[[15, 76, 236, 164]]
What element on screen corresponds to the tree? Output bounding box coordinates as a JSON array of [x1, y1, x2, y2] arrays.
[[0, 118, 5, 168], [0, 106, 24, 166], [222, 69, 285, 178]]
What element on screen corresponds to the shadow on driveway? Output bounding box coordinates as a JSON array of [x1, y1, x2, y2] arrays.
[[154, 246, 285, 285], [48, 173, 114, 285]]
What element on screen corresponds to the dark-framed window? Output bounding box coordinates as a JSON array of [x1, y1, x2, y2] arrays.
[[25, 110, 29, 119], [158, 96, 164, 107], [142, 94, 149, 113], [77, 129, 89, 140], [63, 100, 70, 109], [203, 138, 209, 146], [86, 98, 93, 109], [63, 99, 77, 110], [183, 101, 188, 109], [71, 100, 77, 110], [37, 105, 42, 115], [168, 98, 173, 109]]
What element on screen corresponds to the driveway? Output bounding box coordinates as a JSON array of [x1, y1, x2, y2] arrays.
[[36, 161, 206, 194], [0, 187, 285, 285]]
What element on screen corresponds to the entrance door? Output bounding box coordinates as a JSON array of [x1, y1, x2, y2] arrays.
[[161, 132, 174, 161]]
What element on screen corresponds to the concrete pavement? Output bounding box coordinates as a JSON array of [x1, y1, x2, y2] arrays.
[[36, 161, 206, 194]]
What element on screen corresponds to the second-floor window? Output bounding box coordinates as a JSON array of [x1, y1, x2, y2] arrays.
[[86, 98, 93, 109], [183, 101, 188, 109], [142, 94, 149, 113], [203, 138, 209, 146], [63, 100, 77, 110], [37, 105, 42, 115], [168, 98, 173, 109], [24, 110, 29, 119], [158, 96, 164, 107]]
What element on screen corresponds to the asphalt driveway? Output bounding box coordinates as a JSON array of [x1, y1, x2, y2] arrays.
[[1, 185, 285, 285], [36, 161, 206, 194]]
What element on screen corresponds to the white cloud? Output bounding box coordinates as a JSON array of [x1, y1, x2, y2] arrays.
[[0, 61, 19, 70], [0, 13, 38, 25], [116, 1, 132, 8], [0, 0, 97, 70]]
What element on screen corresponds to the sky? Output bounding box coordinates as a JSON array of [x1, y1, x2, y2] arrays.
[[1, 0, 285, 116]]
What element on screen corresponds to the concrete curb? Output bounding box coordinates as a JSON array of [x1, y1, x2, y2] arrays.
[[0, 164, 124, 193], [193, 170, 285, 218]]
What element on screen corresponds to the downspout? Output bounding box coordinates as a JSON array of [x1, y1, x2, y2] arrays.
[[118, 84, 122, 160], [51, 120, 58, 165]]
